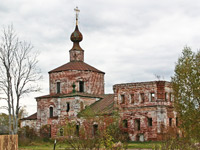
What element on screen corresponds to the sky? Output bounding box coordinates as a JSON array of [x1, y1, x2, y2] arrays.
[[1, 0, 200, 115]]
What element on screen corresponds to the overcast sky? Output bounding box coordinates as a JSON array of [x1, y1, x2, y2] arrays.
[[1, 0, 200, 115]]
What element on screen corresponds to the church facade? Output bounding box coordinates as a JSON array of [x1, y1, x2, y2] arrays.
[[21, 9, 178, 141]]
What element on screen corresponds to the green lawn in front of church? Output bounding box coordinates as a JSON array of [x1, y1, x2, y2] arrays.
[[19, 141, 162, 149]]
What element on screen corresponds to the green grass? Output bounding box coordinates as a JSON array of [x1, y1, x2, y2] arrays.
[[128, 141, 162, 149], [19, 141, 162, 150]]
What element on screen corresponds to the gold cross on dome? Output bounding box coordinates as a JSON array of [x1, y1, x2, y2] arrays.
[[74, 7, 80, 25]]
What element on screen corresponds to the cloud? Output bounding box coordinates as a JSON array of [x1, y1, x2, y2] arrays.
[[1, 0, 200, 114]]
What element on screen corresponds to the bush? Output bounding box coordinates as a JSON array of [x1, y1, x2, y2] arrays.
[[18, 126, 38, 146], [18, 126, 37, 140], [155, 137, 200, 150], [40, 124, 51, 141]]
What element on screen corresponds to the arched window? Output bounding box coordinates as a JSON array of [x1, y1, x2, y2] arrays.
[[57, 82, 61, 94], [79, 81, 84, 92], [93, 124, 98, 136], [49, 107, 53, 118]]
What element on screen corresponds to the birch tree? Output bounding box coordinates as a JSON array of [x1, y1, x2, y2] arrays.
[[0, 25, 41, 134]]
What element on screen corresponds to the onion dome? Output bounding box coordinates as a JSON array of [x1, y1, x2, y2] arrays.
[[70, 25, 83, 43]]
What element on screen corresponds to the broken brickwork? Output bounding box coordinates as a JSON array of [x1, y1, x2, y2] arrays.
[[113, 81, 177, 141], [49, 70, 104, 95], [36, 94, 102, 137]]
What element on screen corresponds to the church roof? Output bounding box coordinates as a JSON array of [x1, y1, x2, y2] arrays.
[[35, 92, 103, 99], [90, 94, 114, 114], [49, 61, 105, 74], [78, 94, 115, 117], [21, 112, 37, 120]]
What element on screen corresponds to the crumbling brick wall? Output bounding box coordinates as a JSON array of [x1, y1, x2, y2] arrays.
[[113, 81, 177, 141], [36, 95, 101, 137], [49, 70, 104, 95]]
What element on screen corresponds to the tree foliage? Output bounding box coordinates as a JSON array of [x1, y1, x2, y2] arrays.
[[61, 109, 128, 150], [0, 25, 41, 134], [171, 46, 200, 141], [0, 113, 9, 134]]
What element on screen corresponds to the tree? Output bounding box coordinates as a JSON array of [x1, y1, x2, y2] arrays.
[[0, 25, 41, 134], [0, 113, 9, 134], [171, 47, 200, 141]]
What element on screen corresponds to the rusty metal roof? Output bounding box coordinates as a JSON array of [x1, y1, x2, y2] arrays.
[[49, 61, 105, 74], [90, 94, 114, 114], [35, 92, 103, 99], [21, 112, 37, 120]]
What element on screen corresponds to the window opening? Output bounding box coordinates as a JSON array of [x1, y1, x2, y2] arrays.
[[131, 94, 134, 104], [169, 118, 172, 126], [135, 119, 140, 131], [121, 95, 125, 104], [136, 134, 140, 141], [148, 118, 152, 127], [150, 93, 155, 102], [57, 82, 61, 94], [140, 93, 145, 103], [165, 92, 168, 101], [49, 107, 53, 118], [79, 81, 84, 92], [123, 119, 128, 128], [76, 124, 79, 136], [176, 117, 178, 126], [66, 102, 70, 112], [93, 124, 98, 136], [60, 128, 64, 136]]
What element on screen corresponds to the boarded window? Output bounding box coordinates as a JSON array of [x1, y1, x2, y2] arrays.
[[123, 119, 128, 128], [49, 107, 53, 118], [165, 92, 168, 101], [150, 93, 155, 102], [169, 118, 172, 126], [93, 124, 98, 136], [79, 81, 84, 92], [131, 94, 134, 104], [140, 93, 145, 103], [66, 102, 70, 112], [148, 118, 152, 127], [121, 95, 125, 104], [135, 119, 140, 131], [57, 82, 61, 94]]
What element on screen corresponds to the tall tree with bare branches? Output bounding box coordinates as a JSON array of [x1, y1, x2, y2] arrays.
[[0, 25, 41, 134]]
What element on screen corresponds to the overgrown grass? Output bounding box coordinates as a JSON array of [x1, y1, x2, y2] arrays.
[[19, 140, 162, 150]]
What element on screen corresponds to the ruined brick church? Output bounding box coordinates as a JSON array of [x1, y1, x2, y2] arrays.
[[21, 8, 178, 141]]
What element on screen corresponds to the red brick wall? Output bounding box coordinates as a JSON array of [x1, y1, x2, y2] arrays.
[[49, 70, 104, 95], [36, 95, 100, 137], [113, 81, 176, 141]]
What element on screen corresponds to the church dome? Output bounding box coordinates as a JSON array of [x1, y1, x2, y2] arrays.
[[70, 25, 83, 42]]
